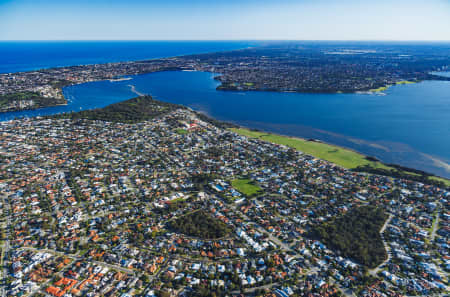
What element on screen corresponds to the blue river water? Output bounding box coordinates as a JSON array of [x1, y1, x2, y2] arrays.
[[2, 70, 449, 178], [0, 41, 449, 178]]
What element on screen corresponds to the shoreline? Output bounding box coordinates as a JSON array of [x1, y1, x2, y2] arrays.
[[2, 74, 449, 183], [108, 77, 132, 82], [0, 42, 258, 75], [1, 92, 448, 186], [0, 89, 68, 114], [1, 64, 449, 182], [0, 72, 438, 115], [214, 78, 426, 95], [368, 80, 417, 93], [228, 126, 450, 187], [214, 71, 450, 95], [0, 101, 68, 114], [3, 49, 449, 99]]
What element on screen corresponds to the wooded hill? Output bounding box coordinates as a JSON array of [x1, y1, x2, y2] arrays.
[[54, 95, 183, 123], [168, 210, 232, 239], [309, 205, 388, 268]]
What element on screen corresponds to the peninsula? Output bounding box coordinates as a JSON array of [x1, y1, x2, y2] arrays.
[[0, 89, 66, 113], [1, 42, 449, 112]]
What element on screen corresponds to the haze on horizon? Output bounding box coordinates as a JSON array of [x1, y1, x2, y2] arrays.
[[0, 0, 449, 41]]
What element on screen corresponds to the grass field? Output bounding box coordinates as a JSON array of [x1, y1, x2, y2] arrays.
[[395, 80, 416, 85], [230, 127, 450, 187], [430, 176, 450, 187], [231, 178, 263, 197], [369, 86, 389, 92], [169, 197, 187, 203], [370, 81, 416, 93], [230, 128, 389, 170], [175, 128, 188, 135]]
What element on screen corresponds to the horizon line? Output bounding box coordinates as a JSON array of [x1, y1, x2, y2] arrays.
[[1, 39, 450, 43]]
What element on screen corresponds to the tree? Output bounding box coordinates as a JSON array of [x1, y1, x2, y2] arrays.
[[309, 206, 388, 268]]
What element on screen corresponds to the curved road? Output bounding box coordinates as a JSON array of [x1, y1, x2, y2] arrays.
[[370, 214, 394, 276]]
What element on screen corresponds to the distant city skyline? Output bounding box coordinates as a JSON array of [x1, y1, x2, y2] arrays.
[[0, 0, 449, 41]]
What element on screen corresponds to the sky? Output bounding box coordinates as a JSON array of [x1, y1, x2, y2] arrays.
[[0, 0, 449, 41]]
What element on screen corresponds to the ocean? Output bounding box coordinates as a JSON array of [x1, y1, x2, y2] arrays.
[[0, 41, 259, 74]]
